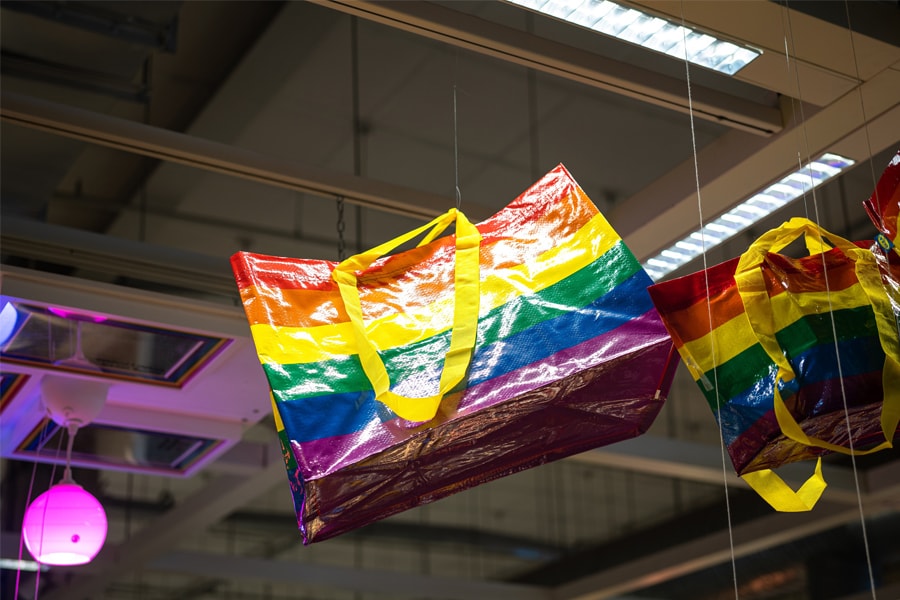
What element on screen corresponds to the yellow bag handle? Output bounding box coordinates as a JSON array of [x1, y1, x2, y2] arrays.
[[332, 208, 482, 422], [742, 457, 827, 512], [733, 217, 900, 510]]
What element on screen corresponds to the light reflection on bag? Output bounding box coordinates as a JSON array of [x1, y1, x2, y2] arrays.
[[232, 165, 677, 543], [649, 218, 900, 511]]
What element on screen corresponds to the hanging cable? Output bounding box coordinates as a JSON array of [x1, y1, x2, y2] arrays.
[[21, 423, 66, 600], [139, 55, 152, 243], [453, 83, 461, 210], [451, 46, 462, 210], [351, 16, 365, 256], [804, 2, 877, 596], [525, 13, 541, 183], [351, 17, 362, 180], [679, 3, 740, 598], [780, 10, 813, 221], [784, 4, 877, 596], [15, 316, 67, 598], [336, 196, 347, 262], [62, 423, 78, 483], [843, 2, 881, 213]]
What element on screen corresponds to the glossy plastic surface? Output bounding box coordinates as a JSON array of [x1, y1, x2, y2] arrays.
[[233, 165, 677, 543], [649, 223, 900, 476]]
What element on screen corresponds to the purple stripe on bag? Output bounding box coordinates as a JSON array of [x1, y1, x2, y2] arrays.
[[294, 308, 670, 478], [726, 370, 888, 474]]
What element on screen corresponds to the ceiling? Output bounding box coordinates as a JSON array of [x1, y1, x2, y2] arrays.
[[1, 1, 899, 599]]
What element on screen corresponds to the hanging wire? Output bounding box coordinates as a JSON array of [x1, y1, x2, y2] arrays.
[[351, 16, 362, 179], [453, 84, 462, 210], [678, 3, 740, 598], [16, 422, 66, 600], [14, 426, 56, 599], [783, 4, 877, 596], [452, 45, 462, 210], [336, 196, 347, 262], [351, 16, 364, 258], [15, 316, 68, 598], [788, 2, 880, 596], [842, 2, 881, 214], [525, 13, 541, 182], [779, 13, 813, 221], [139, 55, 153, 243], [62, 423, 78, 482]]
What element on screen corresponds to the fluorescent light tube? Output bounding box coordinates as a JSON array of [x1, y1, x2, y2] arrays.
[[0, 558, 49, 572], [506, 0, 761, 75], [641, 153, 856, 281]]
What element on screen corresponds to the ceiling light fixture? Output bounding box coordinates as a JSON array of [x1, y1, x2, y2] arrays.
[[642, 152, 856, 281], [506, 0, 761, 75], [21, 374, 109, 566], [0, 558, 49, 572]]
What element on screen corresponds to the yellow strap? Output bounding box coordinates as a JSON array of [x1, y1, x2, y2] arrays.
[[734, 217, 899, 458], [771, 366, 898, 456], [332, 208, 482, 422], [270, 392, 285, 433], [679, 285, 870, 375], [250, 211, 620, 365], [805, 235, 831, 255], [741, 458, 827, 512]]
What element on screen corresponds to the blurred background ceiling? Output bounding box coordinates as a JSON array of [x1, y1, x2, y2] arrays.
[[1, 1, 899, 599]]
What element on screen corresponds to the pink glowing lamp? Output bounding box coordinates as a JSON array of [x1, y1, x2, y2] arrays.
[[22, 480, 108, 566], [22, 375, 109, 566]]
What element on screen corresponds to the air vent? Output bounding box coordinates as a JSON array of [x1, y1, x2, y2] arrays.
[[18, 419, 224, 476], [1, 298, 229, 387], [0, 266, 272, 477]]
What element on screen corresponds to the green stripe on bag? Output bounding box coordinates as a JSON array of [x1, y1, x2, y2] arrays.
[[695, 305, 882, 411], [266, 242, 640, 400]]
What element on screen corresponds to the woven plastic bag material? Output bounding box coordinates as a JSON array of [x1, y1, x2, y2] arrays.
[[648, 218, 899, 479], [233, 165, 678, 543]]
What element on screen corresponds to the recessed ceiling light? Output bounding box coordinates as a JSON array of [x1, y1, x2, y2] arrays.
[[642, 153, 856, 281], [507, 0, 761, 75], [0, 558, 49, 572]]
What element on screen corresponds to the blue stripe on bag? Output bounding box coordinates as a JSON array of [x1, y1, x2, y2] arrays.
[[715, 334, 886, 446], [277, 270, 655, 443]]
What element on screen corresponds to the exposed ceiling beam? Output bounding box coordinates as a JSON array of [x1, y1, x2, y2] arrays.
[[1, 218, 239, 298], [2, 0, 179, 52], [571, 435, 873, 507], [612, 63, 900, 260], [0, 263, 246, 338], [148, 551, 552, 600], [0, 91, 478, 222], [311, 0, 783, 136], [551, 477, 900, 600], [633, 0, 900, 106], [2, 207, 345, 299]]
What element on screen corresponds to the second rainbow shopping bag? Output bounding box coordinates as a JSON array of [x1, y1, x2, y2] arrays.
[[232, 165, 678, 543], [648, 218, 899, 511]]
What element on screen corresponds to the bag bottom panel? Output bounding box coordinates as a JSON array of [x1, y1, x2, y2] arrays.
[[735, 399, 895, 475], [298, 340, 675, 543]]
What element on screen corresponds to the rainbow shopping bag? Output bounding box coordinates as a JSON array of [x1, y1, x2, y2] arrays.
[[648, 218, 900, 511], [232, 165, 678, 543], [864, 148, 900, 256]]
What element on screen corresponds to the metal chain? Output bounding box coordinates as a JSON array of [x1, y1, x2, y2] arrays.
[[336, 196, 347, 261]]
